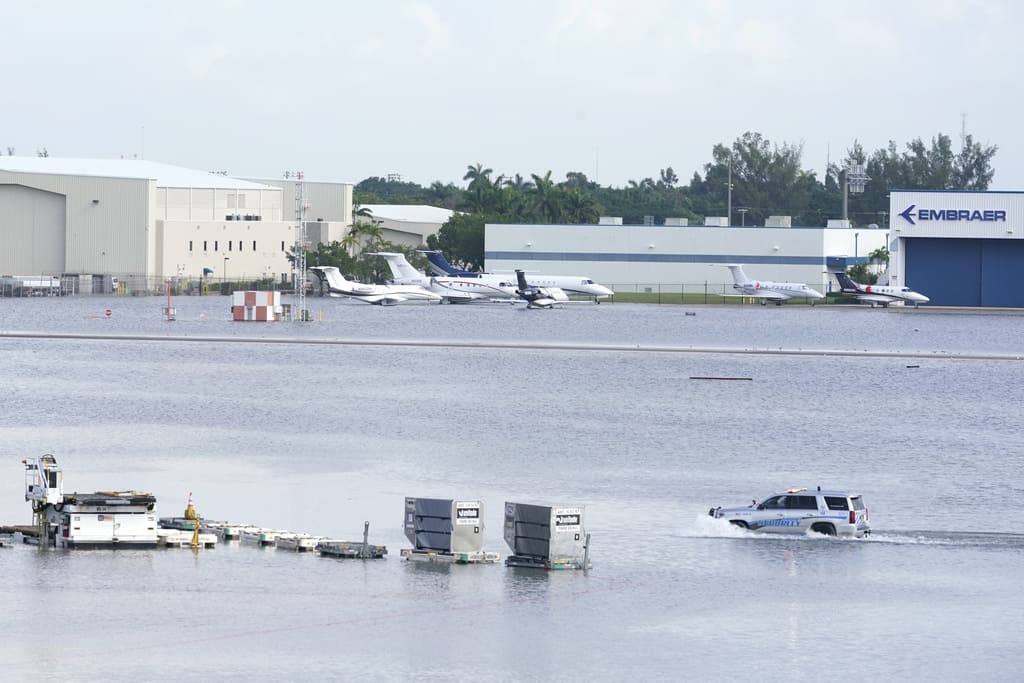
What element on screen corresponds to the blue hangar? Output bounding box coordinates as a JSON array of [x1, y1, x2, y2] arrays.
[[889, 190, 1024, 307]]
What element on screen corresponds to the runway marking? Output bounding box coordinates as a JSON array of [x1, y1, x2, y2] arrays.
[[2, 331, 1022, 361]]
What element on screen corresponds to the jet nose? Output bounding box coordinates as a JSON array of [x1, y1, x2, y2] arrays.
[[808, 289, 826, 299], [593, 285, 615, 297], [913, 293, 930, 303]]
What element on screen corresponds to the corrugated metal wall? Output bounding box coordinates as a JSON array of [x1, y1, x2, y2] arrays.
[[0, 185, 66, 275], [0, 171, 151, 277], [905, 237, 1024, 307]]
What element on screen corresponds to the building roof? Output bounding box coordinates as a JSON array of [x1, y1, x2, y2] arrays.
[[357, 204, 455, 224], [0, 157, 274, 190]]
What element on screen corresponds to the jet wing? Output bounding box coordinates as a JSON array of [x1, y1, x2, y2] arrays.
[[855, 293, 894, 304], [361, 293, 409, 305], [745, 290, 790, 300]]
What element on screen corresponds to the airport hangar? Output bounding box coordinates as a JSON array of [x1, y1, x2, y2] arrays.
[[886, 190, 1024, 307], [487, 190, 1024, 307], [0, 157, 355, 292], [485, 216, 887, 299], [356, 204, 455, 249]]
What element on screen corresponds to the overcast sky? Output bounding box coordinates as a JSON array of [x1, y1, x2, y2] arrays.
[[3, 1, 1022, 190]]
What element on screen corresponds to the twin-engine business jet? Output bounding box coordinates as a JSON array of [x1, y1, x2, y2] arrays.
[[370, 252, 517, 303], [423, 250, 614, 299], [835, 271, 929, 308], [309, 266, 441, 305], [725, 265, 825, 305], [515, 270, 569, 309]]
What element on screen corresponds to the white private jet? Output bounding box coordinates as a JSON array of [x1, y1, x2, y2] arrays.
[[423, 250, 614, 300], [835, 271, 929, 308], [370, 252, 517, 303], [515, 269, 569, 309], [309, 266, 442, 305], [724, 264, 825, 306]]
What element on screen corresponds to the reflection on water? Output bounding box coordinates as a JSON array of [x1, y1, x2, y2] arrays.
[[0, 300, 1022, 679]]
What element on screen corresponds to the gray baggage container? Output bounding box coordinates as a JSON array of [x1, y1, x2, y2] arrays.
[[503, 502, 587, 567], [403, 497, 484, 553]]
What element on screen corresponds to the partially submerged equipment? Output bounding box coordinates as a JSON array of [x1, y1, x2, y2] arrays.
[[23, 455, 158, 549], [400, 496, 499, 564], [503, 502, 591, 570], [317, 521, 387, 559]]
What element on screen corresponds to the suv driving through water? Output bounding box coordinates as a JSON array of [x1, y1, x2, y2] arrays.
[[708, 487, 870, 537]]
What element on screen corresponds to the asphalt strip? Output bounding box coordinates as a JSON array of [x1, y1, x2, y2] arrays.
[[1, 331, 1021, 361]]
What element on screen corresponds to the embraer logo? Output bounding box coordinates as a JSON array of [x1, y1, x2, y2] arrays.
[[899, 204, 1006, 225]]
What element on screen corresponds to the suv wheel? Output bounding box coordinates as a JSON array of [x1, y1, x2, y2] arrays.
[[810, 523, 836, 536]]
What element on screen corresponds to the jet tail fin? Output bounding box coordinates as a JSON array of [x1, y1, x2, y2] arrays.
[[371, 252, 422, 280], [835, 271, 861, 292], [310, 266, 347, 291], [422, 250, 459, 276], [515, 269, 529, 291], [725, 265, 749, 285]]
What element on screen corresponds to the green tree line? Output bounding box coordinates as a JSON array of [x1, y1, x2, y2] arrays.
[[310, 130, 997, 277]]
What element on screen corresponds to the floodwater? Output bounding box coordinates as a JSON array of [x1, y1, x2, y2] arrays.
[[1, 295, 1022, 681]]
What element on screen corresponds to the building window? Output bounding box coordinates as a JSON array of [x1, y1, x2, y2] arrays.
[[253, 240, 256, 251], [203, 240, 208, 251], [237, 194, 246, 209], [214, 240, 218, 251], [189, 240, 193, 252], [228, 241, 232, 251], [280, 241, 285, 251], [239, 240, 243, 251]]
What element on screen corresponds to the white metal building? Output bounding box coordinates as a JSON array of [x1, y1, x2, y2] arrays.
[[888, 190, 1023, 306], [0, 157, 351, 292], [357, 204, 455, 249], [485, 221, 887, 294]]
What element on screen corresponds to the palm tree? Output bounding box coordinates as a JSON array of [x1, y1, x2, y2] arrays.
[[463, 163, 493, 213], [564, 188, 599, 224], [868, 246, 890, 278], [530, 171, 564, 223]]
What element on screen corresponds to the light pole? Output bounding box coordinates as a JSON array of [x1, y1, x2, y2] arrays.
[[854, 233, 859, 258], [223, 256, 230, 289], [725, 154, 733, 225]]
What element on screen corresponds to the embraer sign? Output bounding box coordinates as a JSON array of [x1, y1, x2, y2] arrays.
[[899, 204, 1007, 226]]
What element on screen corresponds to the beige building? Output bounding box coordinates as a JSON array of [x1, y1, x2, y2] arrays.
[[0, 157, 351, 292], [356, 204, 455, 249]]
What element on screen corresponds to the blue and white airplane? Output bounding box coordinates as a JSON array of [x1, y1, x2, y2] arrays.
[[835, 271, 929, 308], [423, 250, 614, 300], [724, 264, 825, 305]]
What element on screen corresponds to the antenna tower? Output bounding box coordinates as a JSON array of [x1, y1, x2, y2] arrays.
[[288, 171, 308, 321], [960, 113, 967, 151]]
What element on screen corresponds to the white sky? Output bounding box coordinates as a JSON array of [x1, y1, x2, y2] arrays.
[[3, 1, 1021, 189]]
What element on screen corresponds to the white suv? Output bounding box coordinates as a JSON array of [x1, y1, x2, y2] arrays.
[[708, 487, 870, 537]]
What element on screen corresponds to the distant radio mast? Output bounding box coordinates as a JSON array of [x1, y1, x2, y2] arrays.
[[960, 113, 967, 152], [286, 170, 309, 321]]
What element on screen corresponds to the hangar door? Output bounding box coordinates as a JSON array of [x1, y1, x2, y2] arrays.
[[0, 185, 66, 276], [904, 237, 1024, 307]]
